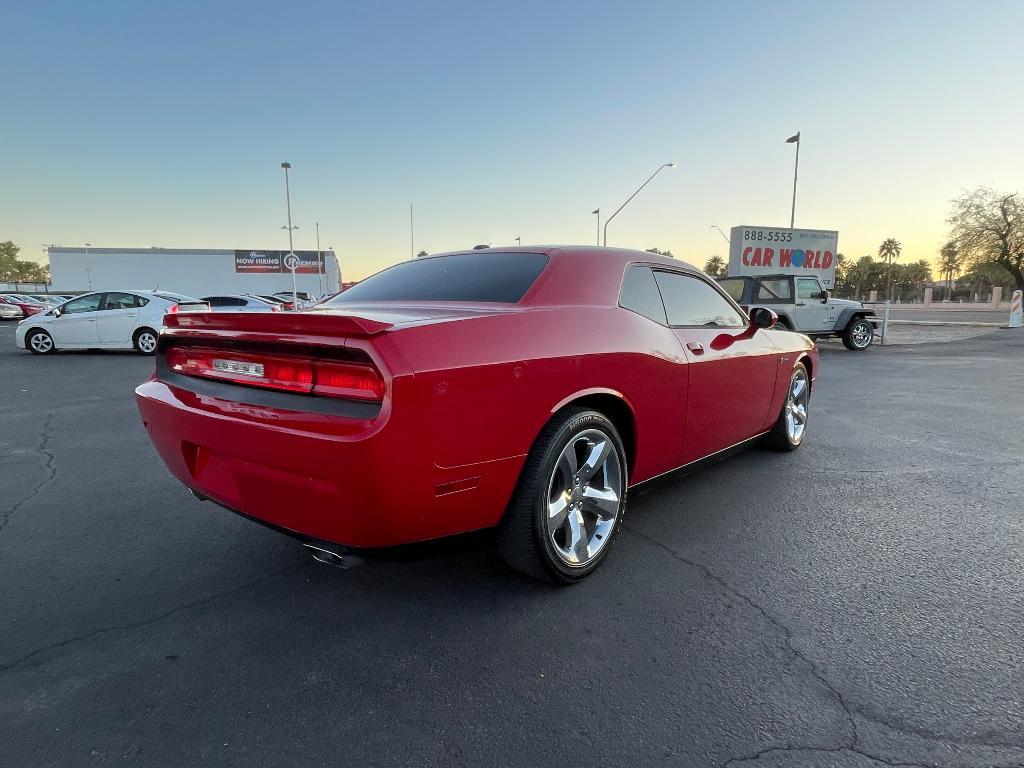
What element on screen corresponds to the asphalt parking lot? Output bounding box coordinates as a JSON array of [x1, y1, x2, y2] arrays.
[[2, 321, 1022, 768]]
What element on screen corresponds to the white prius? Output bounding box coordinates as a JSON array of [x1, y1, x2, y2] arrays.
[[15, 290, 206, 355]]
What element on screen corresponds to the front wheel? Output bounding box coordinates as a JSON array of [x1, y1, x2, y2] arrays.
[[27, 329, 55, 354], [497, 409, 627, 583], [766, 363, 810, 451], [134, 328, 158, 355], [842, 317, 874, 350]]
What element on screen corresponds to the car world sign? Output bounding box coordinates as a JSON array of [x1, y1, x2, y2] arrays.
[[234, 250, 325, 274], [728, 226, 839, 288]]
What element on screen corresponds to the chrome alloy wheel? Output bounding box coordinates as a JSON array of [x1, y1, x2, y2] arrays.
[[785, 368, 810, 444], [29, 331, 53, 353], [545, 428, 623, 566], [851, 320, 873, 348]]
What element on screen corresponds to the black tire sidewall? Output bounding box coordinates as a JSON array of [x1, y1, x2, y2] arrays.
[[529, 411, 627, 582], [844, 318, 873, 350]]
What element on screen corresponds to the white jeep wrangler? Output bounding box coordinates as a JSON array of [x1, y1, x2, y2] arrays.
[[717, 274, 878, 351]]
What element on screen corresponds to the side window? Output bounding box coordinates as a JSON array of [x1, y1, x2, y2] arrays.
[[756, 278, 792, 302], [619, 266, 667, 324], [103, 292, 139, 310], [797, 278, 822, 300], [62, 294, 103, 314], [653, 272, 747, 328]]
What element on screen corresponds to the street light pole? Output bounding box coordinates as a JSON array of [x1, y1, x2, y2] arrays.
[[409, 204, 414, 260], [84, 243, 93, 290], [711, 225, 730, 244], [786, 131, 800, 228], [515, 236, 521, 246], [592, 209, 600, 245], [280, 162, 299, 304], [315, 220, 323, 298], [603, 163, 675, 246]]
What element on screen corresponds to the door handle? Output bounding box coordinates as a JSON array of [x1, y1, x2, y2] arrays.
[[795, 302, 806, 306], [686, 342, 704, 355]]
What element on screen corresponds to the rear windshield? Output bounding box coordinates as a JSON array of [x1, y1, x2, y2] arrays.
[[329, 252, 549, 304], [716, 278, 745, 302]]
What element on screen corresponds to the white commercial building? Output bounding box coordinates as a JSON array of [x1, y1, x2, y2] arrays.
[[47, 246, 341, 297]]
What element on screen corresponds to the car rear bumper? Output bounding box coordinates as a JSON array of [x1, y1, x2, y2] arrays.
[[135, 379, 524, 548]]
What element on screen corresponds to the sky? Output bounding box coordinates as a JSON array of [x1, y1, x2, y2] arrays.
[[3, 0, 1022, 281]]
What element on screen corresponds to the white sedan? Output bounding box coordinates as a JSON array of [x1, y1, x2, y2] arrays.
[[16, 290, 205, 355]]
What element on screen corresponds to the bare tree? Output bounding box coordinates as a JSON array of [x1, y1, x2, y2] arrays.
[[947, 188, 1023, 293]]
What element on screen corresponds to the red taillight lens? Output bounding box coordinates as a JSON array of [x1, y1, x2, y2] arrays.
[[313, 361, 386, 400], [165, 347, 384, 401]]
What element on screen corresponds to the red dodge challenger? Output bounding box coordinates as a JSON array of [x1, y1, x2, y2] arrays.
[[136, 246, 817, 582]]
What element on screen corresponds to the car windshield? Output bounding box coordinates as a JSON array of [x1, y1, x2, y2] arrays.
[[329, 252, 549, 304]]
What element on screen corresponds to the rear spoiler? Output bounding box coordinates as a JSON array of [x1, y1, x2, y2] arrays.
[[163, 310, 393, 339]]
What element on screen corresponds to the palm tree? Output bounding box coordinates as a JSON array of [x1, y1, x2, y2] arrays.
[[703, 255, 726, 277], [937, 241, 961, 301], [878, 238, 903, 301]]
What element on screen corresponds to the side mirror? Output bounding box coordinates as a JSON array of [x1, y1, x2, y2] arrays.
[[820, 289, 831, 303], [52, 307, 62, 318], [749, 307, 778, 329]]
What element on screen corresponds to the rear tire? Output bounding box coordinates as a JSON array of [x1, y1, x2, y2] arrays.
[[766, 363, 810, 451], [27, 329, 55, 355], [134, 327, 158, 355], [497, 408, 627, 584], [841, 317, 874, 350]]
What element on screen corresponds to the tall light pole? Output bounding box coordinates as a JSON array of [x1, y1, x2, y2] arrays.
[[84, 243, 93, 290], [280, 162, 299, 304], [711, 225, 730, 244], [786, 131, 800, 228], [315, 220, 323, 298], [592, 209, 600, 245], [603, 163, 675, 246], [515, 236, 521, 246], [409, 204, 414, 260]]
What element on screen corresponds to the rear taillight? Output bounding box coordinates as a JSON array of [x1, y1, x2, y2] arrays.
[[165, 347, 384, 401]]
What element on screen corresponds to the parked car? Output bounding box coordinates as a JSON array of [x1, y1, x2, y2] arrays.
[[137, 246, 817, 583], [200, 295, 284, 312], [28, 295, 65, 306], [0, 298, 24, 320], [16, 290, 207, 355], [255, 294, 296, 310], [1, 294, 47, 317], [273, 290, 315, 307], [716, 274, 878, 350]]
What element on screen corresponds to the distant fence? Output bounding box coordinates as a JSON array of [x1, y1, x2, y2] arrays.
[[0, 282, 52, 293]]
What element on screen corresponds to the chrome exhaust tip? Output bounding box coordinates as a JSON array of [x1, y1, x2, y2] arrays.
[[304, 543, 360, 569]]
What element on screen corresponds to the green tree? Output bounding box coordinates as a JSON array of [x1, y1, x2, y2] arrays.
[[937, 240, 962, 300], [947, 187, 1023, 293], [878, 238, 902, 301], [844, 255, 883, 300], [703, 255, 726, 276], [416, 250, 429, 258], [0, 241, 50, 285], [645, 247, 674, 258]]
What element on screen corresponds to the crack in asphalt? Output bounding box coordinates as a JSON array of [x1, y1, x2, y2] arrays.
[[622, 526, 1024, 767], [0, 412, 57, 534], [721, 745, 931, 768], [0, 564, 302, 674]]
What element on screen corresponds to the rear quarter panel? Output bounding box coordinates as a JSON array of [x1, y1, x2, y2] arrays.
[[387, 306, 689, 484]]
